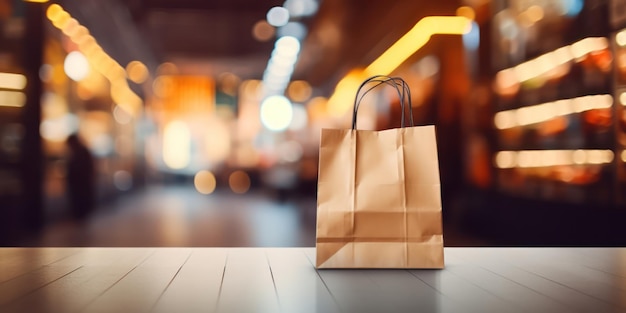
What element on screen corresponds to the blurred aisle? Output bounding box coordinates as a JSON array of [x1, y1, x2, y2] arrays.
[[24, 185, 318, 247], [20, 184, 490, 247]]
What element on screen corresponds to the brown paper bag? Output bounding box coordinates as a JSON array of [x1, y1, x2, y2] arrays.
[[316, 76, 444, 269]]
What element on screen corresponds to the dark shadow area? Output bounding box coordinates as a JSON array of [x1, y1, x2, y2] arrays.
[[451, 188, 626, 246]]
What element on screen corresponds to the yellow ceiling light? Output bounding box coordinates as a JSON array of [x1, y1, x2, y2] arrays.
[[327, 15, 472, 116], [365, 16, 472, 76], [45, 3, 143, 117]]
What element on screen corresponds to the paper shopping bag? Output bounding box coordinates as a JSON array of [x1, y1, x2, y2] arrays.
[[315, 76, 444, 269]]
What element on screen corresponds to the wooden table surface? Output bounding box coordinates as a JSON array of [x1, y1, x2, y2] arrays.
[[0, 247, 625, 313]]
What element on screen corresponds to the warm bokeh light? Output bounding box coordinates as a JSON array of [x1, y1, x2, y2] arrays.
[[157, 62, 179, 75], [617, 30, 626, 47], [327, 70, 367, 117], [286, 80, 312, 102], [204, 117, 232, 164], [46, 3, 143, 117], [326, 16, 471, 117], [495, 150, 614, 168], [113, 105, 132, 124], [126, 60, 149, 84], [252, 20, 275, 42], [365, 16, 471, 76], [39, 114, 78, 142], [261, 95, 293, 131], [494, 94, 613, 129], [306, 96, 328, 121], [229, 170, 251, 194], [288, 104, 308, 131], [496, 37, 609, 92], [519, 5, 544, 26], [163, 120, 191, 169], [456, 6, 475, 20], [218, 72, 240, 97], [194, 170, 217, 195], [0, 91, 26, 107], [0, 72, 27, 90], [64, 51, 90, 81]]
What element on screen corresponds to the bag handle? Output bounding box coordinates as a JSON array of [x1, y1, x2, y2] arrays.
[[351, 75, 414, 130]]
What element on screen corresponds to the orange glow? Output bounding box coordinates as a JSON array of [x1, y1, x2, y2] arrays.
[[456, 6, 475, 20], [157, 75, 215, 116]]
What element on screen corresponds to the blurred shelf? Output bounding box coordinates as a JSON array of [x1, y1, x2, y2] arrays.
[[489, 0, 623, 206]]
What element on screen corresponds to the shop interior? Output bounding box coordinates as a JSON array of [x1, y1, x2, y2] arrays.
[[1, 0, 626, 247]]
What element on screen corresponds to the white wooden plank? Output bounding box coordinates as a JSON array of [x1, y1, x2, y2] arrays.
[[487, 248, 626, 310], [304, 248, 464, 313], [81, 248, 191, 313], [1, 248, 153, 313], [366, 269, 467, 313], [0, 248, 80, 283], [216, 248, 280, 313], [409, 261, 523, 313], [541, 248, 626, 279], [447, 248, 622, 313], [443, 251, 573, 313], [151, 248, 227, 313], [0, 248, 90, 305], [265, 248, 339, 313]]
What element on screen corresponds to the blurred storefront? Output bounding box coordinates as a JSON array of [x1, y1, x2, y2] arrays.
[[3, 0, 626, 246], [484, 0, 626, 207]]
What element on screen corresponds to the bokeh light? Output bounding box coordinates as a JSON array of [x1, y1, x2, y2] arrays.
[[64, 51, 89, 81], [229, 170, 251, 194], [266, 6, 290, 27], [163, 120, 191, 169], [194, 170, 217, 195], [113, 170, 133, 191], [126, 60, 149, 84], [252, 20, 275, 42], [260, 95, 293, 131]]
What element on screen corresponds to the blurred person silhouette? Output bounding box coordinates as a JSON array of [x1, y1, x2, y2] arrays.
[[66, 133, 95, 220]]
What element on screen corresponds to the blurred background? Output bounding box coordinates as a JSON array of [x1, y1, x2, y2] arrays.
[[1, 0, 626, 247]]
